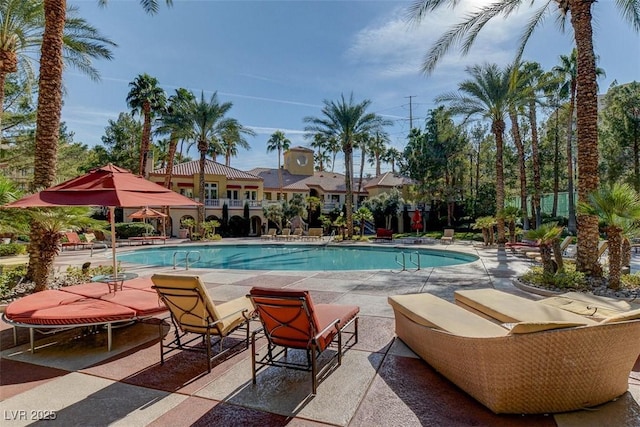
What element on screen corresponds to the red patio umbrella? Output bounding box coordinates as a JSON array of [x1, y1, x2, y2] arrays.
[[412, 210, 423, 235], [4, 164, 199, 274], [128, 207, 168, 236]]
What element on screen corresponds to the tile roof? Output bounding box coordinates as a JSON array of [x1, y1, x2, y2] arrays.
[[364, 171, 414, 188], [248, 168, 370, 194], [153, 160, 261, 181]]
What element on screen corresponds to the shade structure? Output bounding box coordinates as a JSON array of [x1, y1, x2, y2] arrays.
[[3, 164, 199, 274], [128, 207, 168, 236]]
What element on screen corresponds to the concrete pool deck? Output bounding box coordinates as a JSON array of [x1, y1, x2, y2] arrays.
[[1, 238, 639, 426]]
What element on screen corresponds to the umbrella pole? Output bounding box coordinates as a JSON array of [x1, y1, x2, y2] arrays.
[[110, 206, 117, 275]]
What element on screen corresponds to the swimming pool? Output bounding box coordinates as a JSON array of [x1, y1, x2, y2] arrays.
[[118, 244, 478, 271]]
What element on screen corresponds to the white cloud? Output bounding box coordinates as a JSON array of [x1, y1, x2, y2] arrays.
[[347, 0, 536, 79]]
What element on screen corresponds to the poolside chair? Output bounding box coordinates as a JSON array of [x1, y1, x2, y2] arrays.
[[61, 231, 93, 251], [151, 273, 255, 372], [440, 229, 454, 244], [261, 228, 277, 240], [291, 227, 304, 240], [248, 287, 359, 395], [276, 229, 291, 241]]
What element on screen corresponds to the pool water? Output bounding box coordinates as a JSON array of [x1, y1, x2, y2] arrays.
[[118, 244, 478, 271]]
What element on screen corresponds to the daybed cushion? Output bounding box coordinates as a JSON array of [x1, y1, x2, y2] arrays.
[[6, 291, 136, 326], [507, 321, 588, 334], [454, 288, 598, 325], [388, 293, 508, 338], [600, 308, 640, 324]]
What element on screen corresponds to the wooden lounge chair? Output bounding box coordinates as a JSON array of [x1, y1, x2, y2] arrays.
[[440, 229, 454, 244], [248, 287, 359, 395], [261, 228, 276, 240], [151, 273, 255, 372], [388, 292, 640, 414]]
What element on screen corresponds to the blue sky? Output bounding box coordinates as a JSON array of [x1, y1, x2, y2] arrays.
[[64, 0, 640, 175]]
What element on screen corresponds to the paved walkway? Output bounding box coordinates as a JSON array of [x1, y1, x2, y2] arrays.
[[1, 239, 639, 426]]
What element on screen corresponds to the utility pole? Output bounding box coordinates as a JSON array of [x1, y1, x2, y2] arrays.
[[406, 96, 416, 130]]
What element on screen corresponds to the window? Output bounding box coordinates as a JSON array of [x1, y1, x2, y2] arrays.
[[264, 192, 272, 201], [227, 190, 239, 199], [180, 188, 194, 198], [330, 194, 340, 203], [244, 190, 257, 200], [204, 183, 218, 200]]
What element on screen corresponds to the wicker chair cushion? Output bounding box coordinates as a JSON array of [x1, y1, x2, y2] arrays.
[[388, 294, 508, 338], [600, 308, 640, 324], [506, 321, 588, 334], [455, 289, 598, 325]]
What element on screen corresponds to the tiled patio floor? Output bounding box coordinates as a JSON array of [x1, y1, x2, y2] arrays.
[[1, 239, 639, 426]]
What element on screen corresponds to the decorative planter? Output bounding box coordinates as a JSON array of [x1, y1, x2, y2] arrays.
[[178, 229, 189, 239]]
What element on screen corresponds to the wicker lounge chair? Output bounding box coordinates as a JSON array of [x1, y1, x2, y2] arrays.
[[248, 287, 359, 395], [388, 292, 640, 414], [151, 273, 255, 372]]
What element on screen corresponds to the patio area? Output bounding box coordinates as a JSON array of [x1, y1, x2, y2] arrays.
[[1, 239, 639, 426]]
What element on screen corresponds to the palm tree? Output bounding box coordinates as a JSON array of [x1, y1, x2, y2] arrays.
[[220, 121, 254, 166], [507, 65, 529, 230], [156, 88, 195, 188], [266, 130, 291, 200], [525, 223, 564, 276], [183, 91, 234, 229], [436, 63, 513, 243], [0, 1, 116, 140], [579, 183, 640, 289], [355, 132, 373, 196], [520, 61, 547, 228], [304, 93, 390, 238], [354, 206, 374, 238], [553, 50, 605, 235], [408, 0, 640, 275], [382, 147, 401, 173], [309, 133, 330, 171], [126, 73, 167, 176], [28, 0, 170, 285], [553, 50, 579, 234], [368, 131, 390, 176]]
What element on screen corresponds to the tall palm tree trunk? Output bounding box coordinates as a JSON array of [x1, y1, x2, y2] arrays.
[[0, 50, 18, 141], [492, 119, 506, 243], [163, 133, 178, 189], [509, 109, 529, 230], [28, 0, 66, 287], [606, 226, 622, 290], [566, 82, 577, 234], [139, 103, 152, 176], [552, 108, 560, 216], [197, 141, 207, 231], [529, 100, 542, 227], [344, 144, 354, 238], [571, 0, 601, 276]]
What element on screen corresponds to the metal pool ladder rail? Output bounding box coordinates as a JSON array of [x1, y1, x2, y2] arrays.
[[173, 250, 201, 270], [394, 251, 421, 273]]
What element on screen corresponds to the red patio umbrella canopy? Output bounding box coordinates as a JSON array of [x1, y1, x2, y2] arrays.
[[6, 164, 196, 208], [128, 207, 167, 219], [412, 210, 422, 231], [4, 164, 199, 275], [128, 207, 168, 236]]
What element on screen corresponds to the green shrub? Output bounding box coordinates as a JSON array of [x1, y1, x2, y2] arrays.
[[520, 264, 588, 290], [0, 265, 28, 300], [0, 243, 27, 257], [114, 222, 154, 238]]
